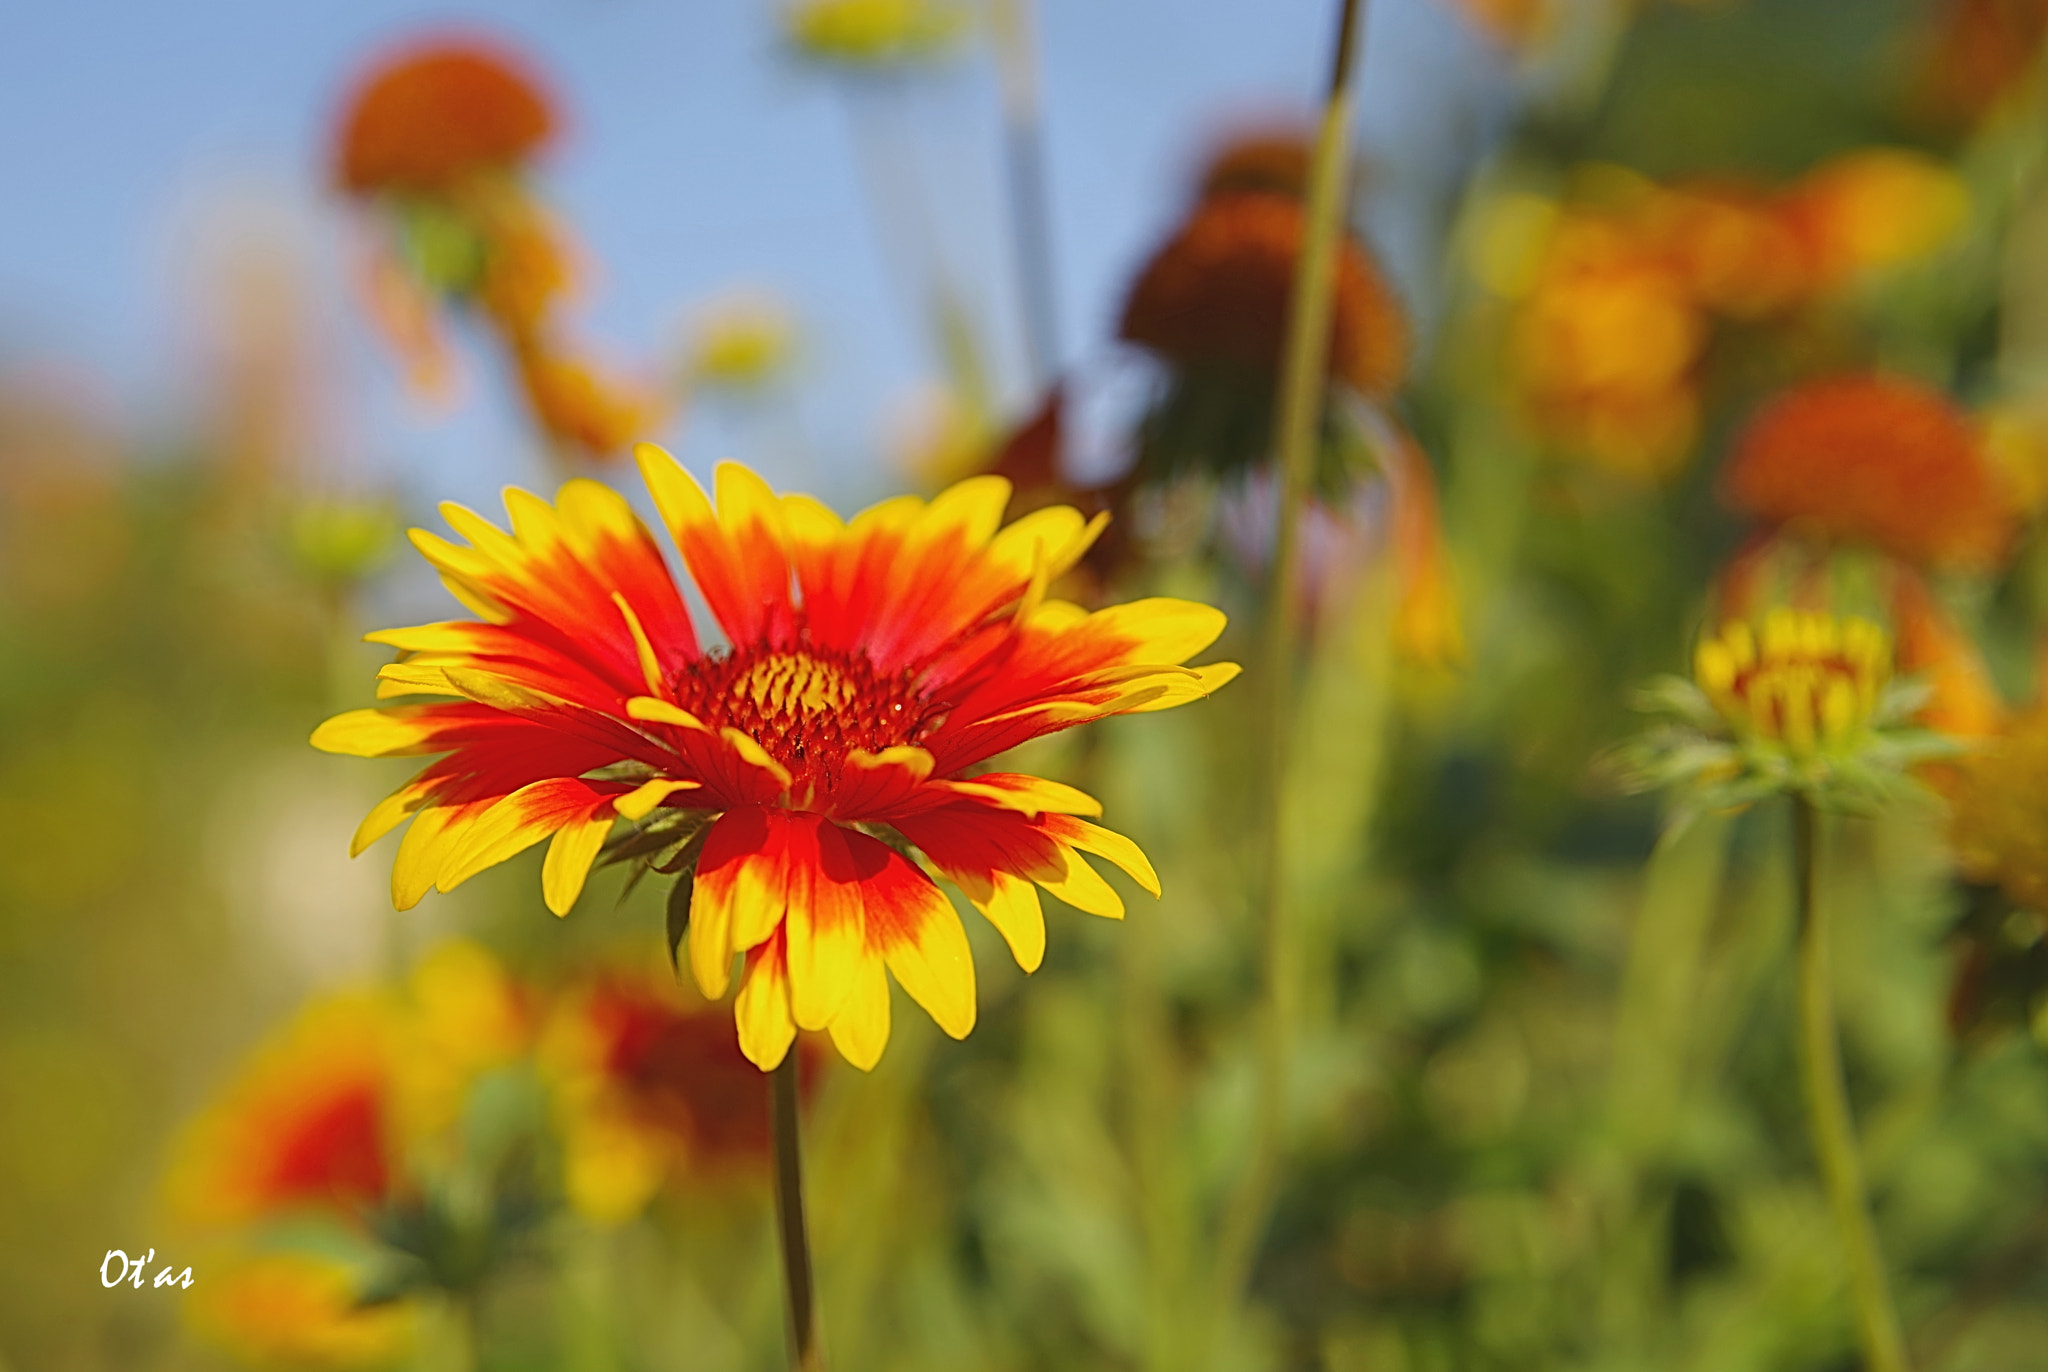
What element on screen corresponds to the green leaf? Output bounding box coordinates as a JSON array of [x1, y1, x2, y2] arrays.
[[661, 828, 710, 973], [665, 872, 694, 974]]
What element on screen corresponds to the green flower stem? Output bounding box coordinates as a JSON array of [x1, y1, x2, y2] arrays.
[[771, 1054, 826, 1372], [1211, 0, 1368, 1321], [1792, 797, 1911, 1372], [990, 0, 1059, 389]]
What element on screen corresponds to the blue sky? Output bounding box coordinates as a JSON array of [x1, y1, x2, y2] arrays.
[[0, 0, 1512, 517]]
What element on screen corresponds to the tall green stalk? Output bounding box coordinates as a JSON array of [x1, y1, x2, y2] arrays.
[[1792, 798, 1911, 1372], [1210, 0, 1368, 1320], [771, 1054, 826, 1372], [990, 0, 1059, 390]]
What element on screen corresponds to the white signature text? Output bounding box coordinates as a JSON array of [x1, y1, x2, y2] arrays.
[[100, 1249, 193, 1289]]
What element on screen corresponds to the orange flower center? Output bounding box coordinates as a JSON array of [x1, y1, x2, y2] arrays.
[[673, 645, 935, 788]]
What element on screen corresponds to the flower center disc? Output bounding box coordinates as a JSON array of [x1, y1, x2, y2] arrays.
[[731, 652, 857, 721], [673, 646, 933, 799]]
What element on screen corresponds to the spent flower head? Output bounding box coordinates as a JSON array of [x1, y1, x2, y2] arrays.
[[1623, 607, 1954, 813], [333, 39, 555, 196]]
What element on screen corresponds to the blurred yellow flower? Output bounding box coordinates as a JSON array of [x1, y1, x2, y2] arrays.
[[1694, 610, 1890, 759], [1785, 149, 1970, 289], [395, 940, 531, 1142], [783, 0, 970, 65], [1981, 401, 2048, 517], [190, 1252, 415, 1370], [687, 294, 799, 392], [1953, 704, 2048, 913]]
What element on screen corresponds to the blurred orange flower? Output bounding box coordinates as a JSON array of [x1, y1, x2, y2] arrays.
[[1509, 216, 1704, 481], [470, 191, 578, 343], [1644, 184, 1810, 319], [1497, 154, 1967, 482], [1722, 373, 2017, 574], [1120, 192, 1409, 400], [168, 943, 531, 1228], [1891, 568, 2007, 739], [1781, 150, 1970, 293], [334, 40, 555, 195], [169, 995, 401, 1228], [512, 344, 672, 462]]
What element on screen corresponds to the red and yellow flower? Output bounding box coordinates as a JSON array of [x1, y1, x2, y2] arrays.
[[314, 451, 1238, 1071], [168, 942, 530, 1228], [169, 995, 403, 1228]]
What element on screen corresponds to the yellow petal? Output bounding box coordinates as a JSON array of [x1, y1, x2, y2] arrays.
[[784, 821, 866, 1032], [542, 811, 615, 916], [1118, 661, 1242, 713], [1052, 818, 1161, 898], [1034, 845, 1124, 920], [975, 871, 1046, 973], [921, 474, 1011, 549], [625, 696, 709, 730], [735, 934, 797, 1071], [310, 708, 435, 757], [827, 954, 892, 1071], [1088, 597, 1228, 664], [612, 778, 700, 821]]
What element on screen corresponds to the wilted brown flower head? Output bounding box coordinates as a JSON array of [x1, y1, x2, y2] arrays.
[[1118, 193, 1408, 399], [1723, 374, 2016, 573], [1198, 129, 1314, 201], [335, 39, 556, 195]]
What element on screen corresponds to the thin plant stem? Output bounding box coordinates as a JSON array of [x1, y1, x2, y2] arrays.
[[991, 0, 1059, 389], [443, 1287, 481, 1372], [772, 1053, 826, 1372], [1792, 797, 1911, 1372], [1210, 0, 1367, 1320]]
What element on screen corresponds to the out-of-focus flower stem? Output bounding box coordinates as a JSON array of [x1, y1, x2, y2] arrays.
[[1792, 797, 1911, 1372], [1211, 0, 1366, 1325], [772, 1053, 827, 1372], [991, 0, 1059, 389]]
